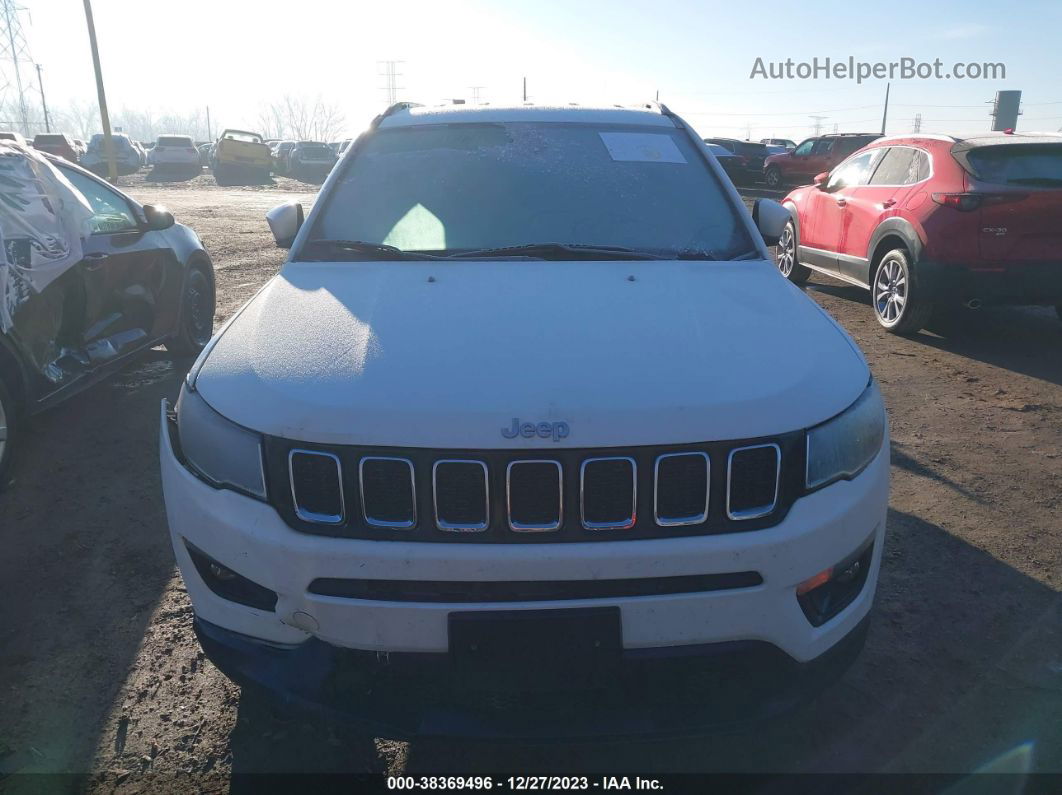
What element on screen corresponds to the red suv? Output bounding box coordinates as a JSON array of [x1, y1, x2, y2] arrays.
[[764, 133, 881, 190], [776, 132, 1062, 333]]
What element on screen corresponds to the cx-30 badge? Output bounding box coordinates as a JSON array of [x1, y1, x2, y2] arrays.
[[502, 418, 571, 442]]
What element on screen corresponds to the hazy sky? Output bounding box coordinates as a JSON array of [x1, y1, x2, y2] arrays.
[[17, 0, 1062, 141]]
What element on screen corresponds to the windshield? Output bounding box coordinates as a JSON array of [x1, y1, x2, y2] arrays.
[[223, 131, 262, 143], [307, 121, 754, 259]]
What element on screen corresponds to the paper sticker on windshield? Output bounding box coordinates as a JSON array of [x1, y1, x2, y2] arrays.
[[598, 132, 687, 164]]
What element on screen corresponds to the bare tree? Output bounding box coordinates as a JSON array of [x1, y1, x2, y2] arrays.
[[61, 99, 101, 140], [257, 94, 346, 142]]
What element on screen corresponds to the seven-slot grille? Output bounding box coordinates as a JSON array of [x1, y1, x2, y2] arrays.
[[272, 433, 802, 543]]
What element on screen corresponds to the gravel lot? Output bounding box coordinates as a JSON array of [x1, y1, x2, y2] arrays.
[[1, 170, 1059, 791]]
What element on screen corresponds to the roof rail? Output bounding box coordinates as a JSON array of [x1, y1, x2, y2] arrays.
[[370, 102, 424, 129], [641, 100, 674, 117]]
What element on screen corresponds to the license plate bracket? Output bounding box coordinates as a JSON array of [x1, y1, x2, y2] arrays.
[[448, 607, 621, 676]]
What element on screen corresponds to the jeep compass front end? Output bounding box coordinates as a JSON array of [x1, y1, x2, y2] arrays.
[[161, 103, 889, 739]]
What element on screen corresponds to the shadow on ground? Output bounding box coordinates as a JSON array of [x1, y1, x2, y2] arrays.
[[806, 280, 1062, 386], [0, 351, 186, 779]]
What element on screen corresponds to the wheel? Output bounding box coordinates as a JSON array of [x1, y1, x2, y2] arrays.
[[776, 220, 811, 285], [166, 262, 216, 357], [212, 164, 229, 186], [872, 248, 932, 334], [764, 167, 783, 190], [0, 377, 17, 490]]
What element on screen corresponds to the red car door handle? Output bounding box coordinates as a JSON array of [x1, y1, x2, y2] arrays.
[[882, 199, 897, 208], [835, 198, 847, 207]]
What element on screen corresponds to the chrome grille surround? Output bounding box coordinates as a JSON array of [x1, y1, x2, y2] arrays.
[[288, 448, 345, 525], [506, 460, 564, 533], [654, 451, 710, 527], [432, 459, 489, 533], [579, 456, 637, 530], [726, 443, 781, 520], [359, 456, 417, 529]]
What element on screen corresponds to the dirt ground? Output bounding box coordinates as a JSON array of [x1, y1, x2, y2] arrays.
[[0, 169, 1059, 792]]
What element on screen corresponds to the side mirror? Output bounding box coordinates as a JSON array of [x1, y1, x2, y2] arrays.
[[266, 201, 304, 249], [752, 198, 789, 247], [813, 172, 830, 189], [143, 204, 175, 231]]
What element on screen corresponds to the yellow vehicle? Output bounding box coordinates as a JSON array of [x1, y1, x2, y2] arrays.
[[210, 129, 271, 185]]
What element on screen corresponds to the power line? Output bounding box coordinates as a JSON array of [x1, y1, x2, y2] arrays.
[[683, 104, 880, 117], [0, 0, 32, 135]]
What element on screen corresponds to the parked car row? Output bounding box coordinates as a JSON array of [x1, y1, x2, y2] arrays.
[[269, 139, 339, 181], [702, 132, 886, 190]]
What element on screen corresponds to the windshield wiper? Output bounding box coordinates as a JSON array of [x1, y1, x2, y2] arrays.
[[676, 248, 761, 261], [445, 243, 667, 260], [301, 239, 444, 260]]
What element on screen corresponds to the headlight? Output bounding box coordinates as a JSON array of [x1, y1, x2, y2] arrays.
[[176, 385, 266, 499], [806, 380, 886, 490]]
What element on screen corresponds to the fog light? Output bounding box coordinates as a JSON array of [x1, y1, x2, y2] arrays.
[[209, 562, 236, 581], [185, 542, 278, 612], [797, 541, 874, 627]]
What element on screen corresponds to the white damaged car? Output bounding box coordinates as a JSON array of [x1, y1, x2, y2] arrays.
[[147, 134, 201, 176], [161, 103, 888, 738]]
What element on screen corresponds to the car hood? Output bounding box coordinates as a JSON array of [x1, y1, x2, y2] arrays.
[[195, 259, 868, 448]]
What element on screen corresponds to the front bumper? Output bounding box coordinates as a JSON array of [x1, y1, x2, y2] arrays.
[[196, 612, 870, 740], [160, 402, 889, 736]]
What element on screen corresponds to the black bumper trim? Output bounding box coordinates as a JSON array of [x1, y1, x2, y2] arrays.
[[308, 571, 763, 603]]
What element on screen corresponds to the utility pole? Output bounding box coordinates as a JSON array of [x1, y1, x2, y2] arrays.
[[82, 0, 117, 183], [34, 62, 48, 132], [1, 0, 31, 135], [377, 60, 404, 106], [205, 104, 211, 140], [522, 76, 527, 102], [809, 115, 827, 136], [880, 82, 890, 135], [912, 113, 922, 133], [469, 86, 484, 105]]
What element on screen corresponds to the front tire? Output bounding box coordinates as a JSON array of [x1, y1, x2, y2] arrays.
[[776, 220, 811, 285], [872, 249, 932, 335], [0, 377, 18, 490], [166, 262, 216, 358], [764, 167, 783, 190]]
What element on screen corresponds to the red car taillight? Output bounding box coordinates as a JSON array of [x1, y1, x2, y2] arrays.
[[932, 192, 982, 212], [932, 192, 1029, 211]]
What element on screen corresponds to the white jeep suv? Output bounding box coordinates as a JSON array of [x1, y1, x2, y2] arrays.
[[161, 103, 888, 739]]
